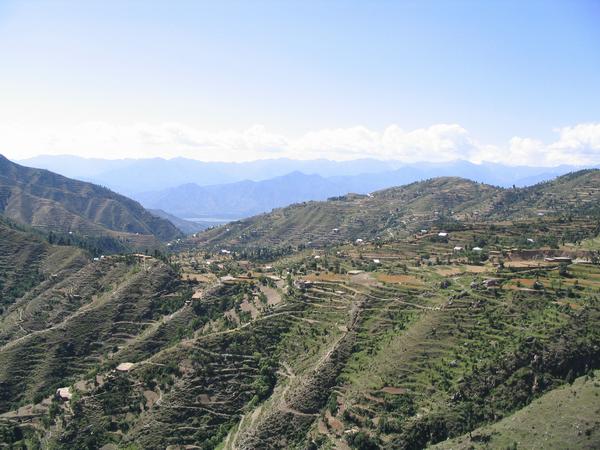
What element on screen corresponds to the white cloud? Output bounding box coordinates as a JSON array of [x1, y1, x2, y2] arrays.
[[488, 123, 600, 166], [381, 124, 477, 162], [1, 121, 599, 166]]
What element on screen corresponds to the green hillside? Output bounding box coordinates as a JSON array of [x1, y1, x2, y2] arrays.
[[0, 155, 182, 250], [190, 171, 600, 256], [191, 177, 501, 254], [0, 172, 599, 449], [0, 217, 88, 313], [431, 371, 600, 449], [490, 169, 600, 220]]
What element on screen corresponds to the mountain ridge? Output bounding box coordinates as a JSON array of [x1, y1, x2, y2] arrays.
[[18, 154, 596, 195], [0, 155, 182, 249], [190, 170, 600, 253], [0, 166, 599, 449]]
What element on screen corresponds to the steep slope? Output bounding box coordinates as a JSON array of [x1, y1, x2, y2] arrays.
[[0, 217, 88, 313], [491, 169, 600, 219], [0, 258, 180, 411], [0, 223, 190, 410], [0, 155, 182, 249], [0, 191, 599, 449], [431, 371, 600, 449]]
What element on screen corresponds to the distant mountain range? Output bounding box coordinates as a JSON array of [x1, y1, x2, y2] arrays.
[[131, 164, 598, 221], [19, 155, 595, 192], [135, 172, 346, 219], [16, 155, 598, 223], [0, 155, 182, 250], [18, 155, 400, 195]]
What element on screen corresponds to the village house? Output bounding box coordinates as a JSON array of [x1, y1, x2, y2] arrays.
[[132, 253, 152, 260], [116, 362, 135, 372], [56, 387, 72, 401], [483, 278, 501, 288], [219, 274, 237, 283]]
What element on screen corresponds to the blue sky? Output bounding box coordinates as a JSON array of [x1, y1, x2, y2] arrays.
[[0, 0, 599, 165]]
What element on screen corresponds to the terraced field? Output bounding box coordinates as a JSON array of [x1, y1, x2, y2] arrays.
[[1, 171, 600, 449], [189, 171, 600, 255]]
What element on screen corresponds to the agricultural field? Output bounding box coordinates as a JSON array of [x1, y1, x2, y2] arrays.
[[0, 171, 599, 449]]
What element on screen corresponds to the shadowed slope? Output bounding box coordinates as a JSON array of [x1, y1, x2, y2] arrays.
[[0, 155, 182, 248]]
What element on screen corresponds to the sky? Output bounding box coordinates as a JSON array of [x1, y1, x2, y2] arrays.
[[0, 0, 599, 166]]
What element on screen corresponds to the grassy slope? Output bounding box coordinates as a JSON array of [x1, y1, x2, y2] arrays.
[[190, 170, 600, 253], [0, 172, 599, 449], [430, 371, 600, 450], [191, 177, 501, 252], [490, 169, 600, 220], [0, 218, 88, 312], [0, 227, 598, 449]]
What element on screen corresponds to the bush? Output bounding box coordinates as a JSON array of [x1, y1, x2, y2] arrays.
[[346, 431, 379, 449]]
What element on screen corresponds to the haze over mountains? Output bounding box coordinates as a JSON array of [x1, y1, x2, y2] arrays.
[[17, 155, 597, 223], [19, 155, 401, 194]]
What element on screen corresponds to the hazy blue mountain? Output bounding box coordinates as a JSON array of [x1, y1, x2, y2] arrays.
[[133, 162, 597, 221], [18, 155, 596, 221], [19, 155, 594, 196], [14, 155, 134, 181], [329, 161, 590, 192], [135, 172, 347, 219], [18, 155, 397, 195]]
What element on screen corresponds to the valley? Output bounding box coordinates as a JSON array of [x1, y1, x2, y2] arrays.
[[0, 169, 599, 448], [3, 3, 598, 448]]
